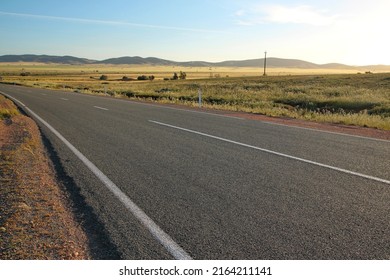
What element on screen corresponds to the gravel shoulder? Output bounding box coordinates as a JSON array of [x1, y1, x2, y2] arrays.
[[0, 95, 90, 259]]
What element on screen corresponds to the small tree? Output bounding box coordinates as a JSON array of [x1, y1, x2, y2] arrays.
[[99, 74, 108, 80], [179, 71, 187, 80], [172, 72, 178, 80], [149, 75, 155, 81]]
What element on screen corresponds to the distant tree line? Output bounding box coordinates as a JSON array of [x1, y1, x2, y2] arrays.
[[167, 71, 186, 80], [137, 75, 155, 81], [96, 72, 187, 82]]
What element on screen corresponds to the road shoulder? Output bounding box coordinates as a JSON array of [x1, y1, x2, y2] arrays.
[[0, 96, 90, 259]]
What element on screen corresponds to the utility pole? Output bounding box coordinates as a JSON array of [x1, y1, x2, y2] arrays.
[[263, 51, 267, 76]]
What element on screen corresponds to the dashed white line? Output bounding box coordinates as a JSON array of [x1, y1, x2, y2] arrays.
[[93, 106, 109, 111], [1, 92, 192, 260], [60, 98, 68, 101], [149, 120, 390, 185], [112, 98, 244, 120]]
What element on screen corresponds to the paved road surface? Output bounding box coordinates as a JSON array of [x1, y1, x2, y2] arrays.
[[1, 84, 389, 259]]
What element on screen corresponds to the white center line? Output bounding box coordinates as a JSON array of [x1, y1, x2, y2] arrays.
[[149, 120, 390, 185], [60, 98, 68, 101], [112, 98, 244, 120], [93, 106, 109, 111]]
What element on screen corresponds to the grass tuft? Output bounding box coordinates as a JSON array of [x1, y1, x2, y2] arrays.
[[0, 95, 20, 119]]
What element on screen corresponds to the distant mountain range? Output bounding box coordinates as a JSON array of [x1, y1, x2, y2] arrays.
[[0, 54, 389, 70], [0, 54, 95, 64]]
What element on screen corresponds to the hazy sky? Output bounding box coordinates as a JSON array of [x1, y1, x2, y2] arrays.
[[1, 0, 389, 65]]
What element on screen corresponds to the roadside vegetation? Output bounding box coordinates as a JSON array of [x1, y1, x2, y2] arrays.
[[0, 95, 19, 119], [0, 95, 89, 259], [1, 64, 389, 130]]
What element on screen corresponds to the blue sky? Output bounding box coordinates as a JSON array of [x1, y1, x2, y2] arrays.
[[1, 0, 389, 65]]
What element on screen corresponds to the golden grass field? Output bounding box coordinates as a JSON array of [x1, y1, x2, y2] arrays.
[[1, 63, 389, 130], [0, 63, 363, 77]]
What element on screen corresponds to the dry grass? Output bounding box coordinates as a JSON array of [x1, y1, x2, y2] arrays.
[[0, 95, 19, 119], [0, 95, 90, 259], [1, 64, 389, 130]]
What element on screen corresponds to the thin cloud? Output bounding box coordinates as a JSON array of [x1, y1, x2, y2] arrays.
[[0, 11, 226, 33], [235, 4, 338, 26], [235, 19, 256, 26], [235, 10, 246, 17], [263, 5, 337, 26]]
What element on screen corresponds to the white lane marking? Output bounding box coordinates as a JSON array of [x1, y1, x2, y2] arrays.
[[155, 104, 244, 120], [60, 98, 68, 101], [149, 120, 390, 185], [3, 84, 388, 142], [113, 95, 388, 142], [114, 98, 244, 120], [93, 106, 109, 111], [1, 92, 192, 260], [48, 88, 243, 119], [259, 120, 390, 143], [38, 87, 388, 142], [9, 97, 27, 107], [40, 93, 47, 96]]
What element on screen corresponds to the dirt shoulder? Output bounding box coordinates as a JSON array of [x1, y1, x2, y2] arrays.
[[227, 111, 390, 141], [0, 96, 90, 259]]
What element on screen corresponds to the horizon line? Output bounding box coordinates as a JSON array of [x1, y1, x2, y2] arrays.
[[1, 53, 389, 67]]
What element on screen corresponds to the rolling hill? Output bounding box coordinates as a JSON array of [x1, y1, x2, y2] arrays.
[[0, 54, 388, 70], [0, 54, 96, 64]]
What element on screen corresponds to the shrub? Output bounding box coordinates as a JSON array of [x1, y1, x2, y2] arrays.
[[124, 91, 135, 97], [122, 76, 132, 81], [179, 71, 187, 79], [137, 75, 149, 80], [99, 75, 108, 80]]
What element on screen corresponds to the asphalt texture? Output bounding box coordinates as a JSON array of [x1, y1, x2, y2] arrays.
[[1, 84, 389, 260]]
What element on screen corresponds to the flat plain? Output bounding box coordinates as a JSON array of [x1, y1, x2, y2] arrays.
[[1, 63, 389, 130]]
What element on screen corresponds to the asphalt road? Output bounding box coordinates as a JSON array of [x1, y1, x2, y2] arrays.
[[1, 84, 389, 260]]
